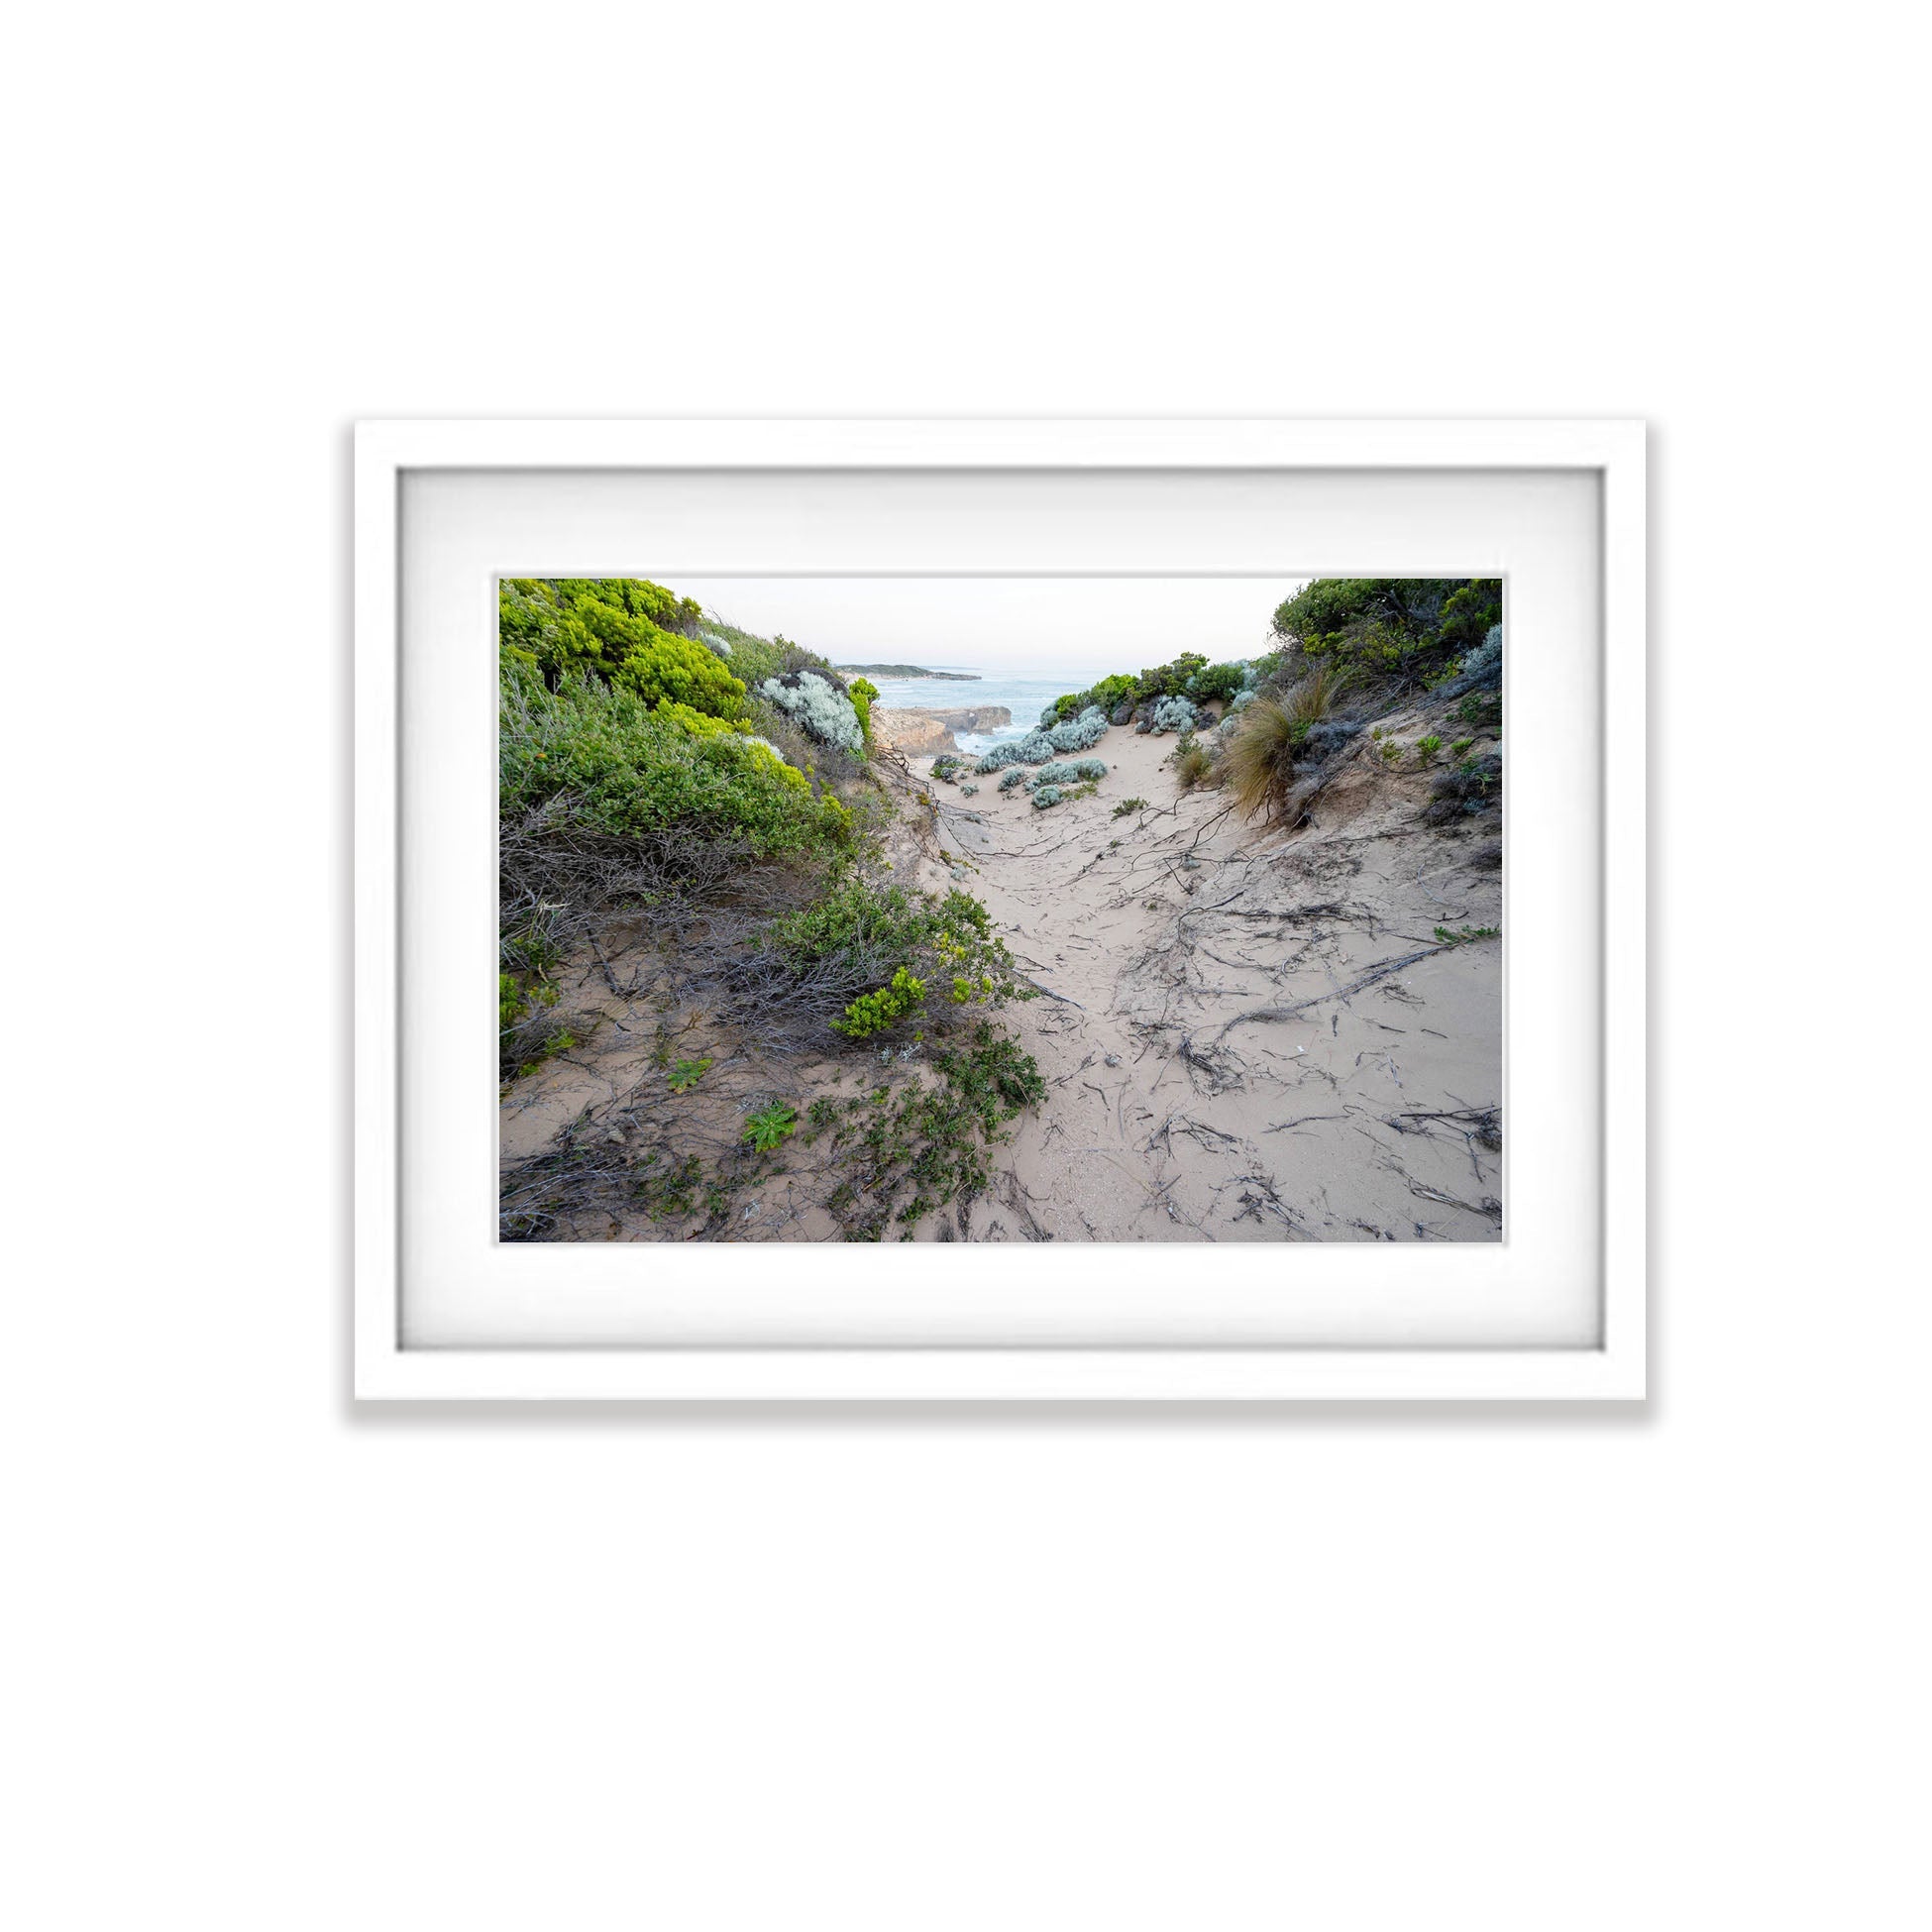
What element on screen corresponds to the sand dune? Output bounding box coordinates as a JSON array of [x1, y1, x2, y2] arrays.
[[899, 717, 1502, 1240], [501, 701, 1501, 1242]]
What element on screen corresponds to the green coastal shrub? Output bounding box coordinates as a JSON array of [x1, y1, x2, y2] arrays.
[[500, 580, 745, 720], [764, 876, 1033, 1036], [764, 876, 943, 970], [809, 1022, 1045, 1237], [1270, 579, 1502, 690], [1044, 674, 1137, 724], [498, 972, 579, 1081], [832, 965, 927, 1039], [1134, 652, 1209, 701], [653, 699, 748, 742], [558, 577, 701, 634], [690, 618, 792, 688], [502, 667, 845, 856], [607, 629, 746, 717], [1191, 661, 1246, 702], [849, 677, 879, 743]]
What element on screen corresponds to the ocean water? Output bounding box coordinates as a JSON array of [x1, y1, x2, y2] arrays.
[[860, 669, 1093, 754]]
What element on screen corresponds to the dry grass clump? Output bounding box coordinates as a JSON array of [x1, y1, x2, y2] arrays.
[[1222, 664, 1351, 819], [1283, 660, 1350, 731], [1175, 738, 1217, 790], [1221, 698, 1297, 818]]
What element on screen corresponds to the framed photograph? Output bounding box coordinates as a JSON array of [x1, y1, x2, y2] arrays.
[[356, 419, 1644, 1401]]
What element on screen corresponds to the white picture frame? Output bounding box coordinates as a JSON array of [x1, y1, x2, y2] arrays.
[[356, 419, 1645, 1402]]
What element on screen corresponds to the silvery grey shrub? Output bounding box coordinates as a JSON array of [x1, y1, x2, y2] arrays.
[[1150, 695, 1198, 734], [758, 672, 863, 751], [1044, 706, 1109, 753], [1030, 758, 1106, 787], [1461, 625, 1503, 680], [976, 730, 1060, 774]]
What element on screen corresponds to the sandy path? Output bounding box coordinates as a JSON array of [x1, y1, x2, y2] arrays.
[[904, 721, 1503, 1241], [501, 710, 1502, 1243]]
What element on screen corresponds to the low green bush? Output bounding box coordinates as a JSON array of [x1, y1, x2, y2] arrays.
[[832, 965, 927, 1039], [502, 664, 848, 857], [1134, 652, 1209, 700], [1191, 661, 1246, 703], [812, 1022, 1045, 1236], [609, 629, 745, 719], [498, 972, 579, 1081], [763, 876, 1033, 1037], [500, 579, 746, 720], [692, 618, 792, 688], [1048, 673, 1138, 721]]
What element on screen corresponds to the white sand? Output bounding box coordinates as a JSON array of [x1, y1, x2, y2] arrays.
[[898, 712, 1503, 1240]]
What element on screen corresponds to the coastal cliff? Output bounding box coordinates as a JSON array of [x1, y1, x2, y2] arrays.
[[870, 704, 1013, 754]]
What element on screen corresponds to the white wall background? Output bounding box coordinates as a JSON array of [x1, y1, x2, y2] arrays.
[[6, 5, 1923, 1927]]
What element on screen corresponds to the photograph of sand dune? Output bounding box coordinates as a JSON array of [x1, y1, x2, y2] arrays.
[[498, 575, 1503, 1242]]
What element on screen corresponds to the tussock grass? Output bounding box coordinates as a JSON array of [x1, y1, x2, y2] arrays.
[[1221, 663, 1351, 820], [1175, 739, 1217, 790], [1284, 660, 1351, 731]]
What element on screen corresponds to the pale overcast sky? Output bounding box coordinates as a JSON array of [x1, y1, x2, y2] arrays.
[[667, 577, 1308, 679]]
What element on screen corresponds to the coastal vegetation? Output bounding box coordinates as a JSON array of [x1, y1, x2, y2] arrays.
[[499, 575, 1503, 1241], [498, 578, 1044, 1241], [1269, 578, 1501, 689]]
